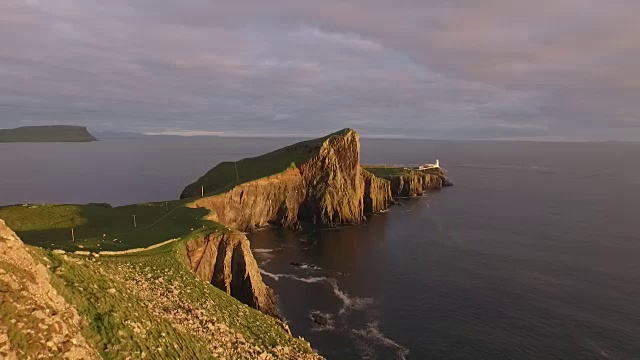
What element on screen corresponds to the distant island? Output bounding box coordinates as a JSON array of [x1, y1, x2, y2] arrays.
[[0, 125, 98, 143]]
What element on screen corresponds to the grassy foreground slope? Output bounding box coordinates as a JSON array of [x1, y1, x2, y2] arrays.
[[0, 125, 97, 142], [0, 201, 220, 252], [0, 200, 322, 357], [30, 240, 318, 359]]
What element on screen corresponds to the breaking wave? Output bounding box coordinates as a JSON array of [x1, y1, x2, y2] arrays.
[[352, 321, 410, 360], [252, 248, 275, 253], [260, 270, 372, 313]]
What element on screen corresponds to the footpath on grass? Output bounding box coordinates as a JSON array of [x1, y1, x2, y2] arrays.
[[55, 238, 179, 257]]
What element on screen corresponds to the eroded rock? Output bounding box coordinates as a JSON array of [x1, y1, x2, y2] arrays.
[[185, 231, 279, 318], [0, 219, 98, 359]]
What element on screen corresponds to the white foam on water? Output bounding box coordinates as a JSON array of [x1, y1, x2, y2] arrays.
[[325, 278, 373, 314], [260, 270, 327, 283], [252, 248, 274, 253], [352, 321, 409, 360], [259, 270, 372, 312]]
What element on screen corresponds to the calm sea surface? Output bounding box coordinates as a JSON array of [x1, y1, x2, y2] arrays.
[[1, 137, 639, 359]]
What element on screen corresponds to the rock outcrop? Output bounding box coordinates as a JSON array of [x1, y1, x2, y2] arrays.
[[184, 231, 279, 318], [388, 170, 444, 197], [189, 169, 306, 232], [362, 169, 393, 214], [184, 129, 380, 232], [297, 129, 365, 225], [0, 219, 98, 359], [180, 129, 451, 319]]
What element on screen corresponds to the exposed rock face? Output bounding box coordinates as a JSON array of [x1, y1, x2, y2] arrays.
[[297, 129, 365, 225], [362, 169, 393, 214], [184, 231, 279, 318], [186, 129, 377, 232], [0, 219, 98, 359], [189, 169, 306, 232], [180, 129, 449, 319], [389, 171, 444, 197]]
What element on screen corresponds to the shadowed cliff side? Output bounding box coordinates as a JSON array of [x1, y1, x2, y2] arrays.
[[184, 231, 280, 319], [0, 219, 98, 359], [362, 169, 393, 213]]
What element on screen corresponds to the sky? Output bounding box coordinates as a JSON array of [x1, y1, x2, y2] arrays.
[[1, 0, 639, 140]]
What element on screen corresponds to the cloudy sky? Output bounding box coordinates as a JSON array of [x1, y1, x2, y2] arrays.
[[1, 0, 639, 140]]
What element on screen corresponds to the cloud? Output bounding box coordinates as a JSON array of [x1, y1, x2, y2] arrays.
[[0, 0, 638, 140]]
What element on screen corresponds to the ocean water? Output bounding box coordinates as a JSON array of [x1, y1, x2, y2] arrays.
[[1, 137, 639, 359]]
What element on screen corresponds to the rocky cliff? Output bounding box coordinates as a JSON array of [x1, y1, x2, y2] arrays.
[[184, 129, 382, 232], [389, 170, 444, 197], [0, 219, 98, 359], [184, 231, 279, 318], [297, 129, 365, 225], [362, 169, 393, 214], [180, 129, 450, 319], [188, 169, 306, 232]]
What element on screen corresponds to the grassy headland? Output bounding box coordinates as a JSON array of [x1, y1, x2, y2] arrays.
[[364, 165, 445, 178], [181, 129, 352, 197]]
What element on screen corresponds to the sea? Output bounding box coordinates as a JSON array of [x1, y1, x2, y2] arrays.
[[1, 136, 639, 359]]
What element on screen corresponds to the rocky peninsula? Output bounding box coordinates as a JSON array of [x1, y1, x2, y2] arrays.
[[0, 128, 450, 358], [179, 129, 452, 318]]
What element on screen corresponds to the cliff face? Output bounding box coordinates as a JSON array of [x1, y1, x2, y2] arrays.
[[189, 169, 306, 232], [297, 129, 365, 225], [180, 129, 450, 319], [184, 231, 279, 318], [389, 171, 444, 197], [362, 169, 393, 214], [0, 219, 98, 359], [185, 129, 380, 232]]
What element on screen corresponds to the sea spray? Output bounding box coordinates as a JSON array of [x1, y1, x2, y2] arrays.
[[352, 321, 410, 360], [260, 270, 372, 313]]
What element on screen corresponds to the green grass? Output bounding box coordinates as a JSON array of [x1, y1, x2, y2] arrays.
[[363, 166, 413, 177], [364, 165, 444, 178], [182, 129, 354, 197], [35, 241, 317, 359], [0, 201, 222, 252]]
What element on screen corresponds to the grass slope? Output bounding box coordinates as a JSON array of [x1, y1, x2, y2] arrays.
[[183, 129, 353, 197], [35, 240, 317, 359], [0, 125, 97, 142], [0, 201, 222, 252]]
